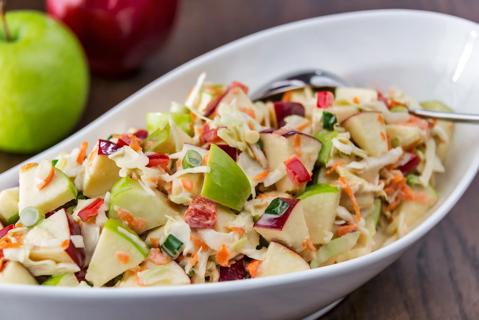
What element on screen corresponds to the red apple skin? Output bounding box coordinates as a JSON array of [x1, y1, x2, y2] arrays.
[[254, 198, 298, 230], [46, 0, 179, 76], [66, 214, 85, 267]]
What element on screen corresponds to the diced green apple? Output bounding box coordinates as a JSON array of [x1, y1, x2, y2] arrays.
[[144, 124, 176, 153], [315, 231, 360, 265], [386, 124, 424, 148], [83, 143, 120, 198], [19, 163, 77, 214], [42, 273, 79, 287], [298, 184, 340, 244], [26, 209, 83, 266], [260, 132, 321, 193], [117, 261, 190, 287], [146, 111, 193, 136], [257, 242, 309, 277], [326, 106, 359, 123], [335, 87, 378, 104], [254, 198, 310, 252], [0, 261, 37, 285], [0, 187, 19, 224], [201, 144, 251, 211], [109, 177, 178, 233], [85, 219, 148, 287], [342, 112, 388, 156]]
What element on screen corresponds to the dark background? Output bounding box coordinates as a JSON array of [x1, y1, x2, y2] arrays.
[[4, 1, 479, 319]]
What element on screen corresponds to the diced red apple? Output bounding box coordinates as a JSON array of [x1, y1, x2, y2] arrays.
[[386, 124, 424, 148], [257, 242, 309, 277], [254, 198, 310, 252], [273, 102, 305, 128], [342, 112, 388, 156], [83, 142, 120, 198]]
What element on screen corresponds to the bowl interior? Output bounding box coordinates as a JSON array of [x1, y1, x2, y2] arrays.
[[0, 9, 478, 290]]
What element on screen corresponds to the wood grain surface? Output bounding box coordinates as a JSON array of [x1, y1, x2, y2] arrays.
[[4, 1, 479, 319]]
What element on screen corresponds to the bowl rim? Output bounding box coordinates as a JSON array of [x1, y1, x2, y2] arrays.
[[1, 8, 478, 297]]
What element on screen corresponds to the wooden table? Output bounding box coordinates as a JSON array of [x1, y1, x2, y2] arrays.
[[5, 1, 479, 319]]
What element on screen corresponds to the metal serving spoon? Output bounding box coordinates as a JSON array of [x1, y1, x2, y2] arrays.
[[251, 69, 479, 123]]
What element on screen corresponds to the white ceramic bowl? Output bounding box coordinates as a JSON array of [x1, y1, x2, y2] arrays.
[[1, 9, 479, 320]]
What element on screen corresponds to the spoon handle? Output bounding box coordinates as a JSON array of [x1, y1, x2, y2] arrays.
[[409, 109, 479, 123]]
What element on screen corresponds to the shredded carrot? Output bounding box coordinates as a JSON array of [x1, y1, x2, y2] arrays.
[[253, 170, 269, 182], [149, 237, 160, 248], [296, 120, 310, 131], [239, 107, 256, 119], [129, 135, 142, 152], [246, 260, 261, 278], [384, 173, 415, 211], [326, 161, 345, 175], [225, 226, 245, 236], [301, 238, 315, 251], [115, 251, 130, 264], [37, 165, 55, 190], [148, 248, 171, 265], [282, 91, 293, 102], [117, 208, 146, 233], [76, 141, 88, 164], [377, 113, 386, 125], [20, 162, 37, 172], [202, 154, 209, 165], [338, 176, 361, 223], [61, 240, 70, 250], [336, 224, 358, 237], [215, 244, 230, 267], [247, 121, 255, 130], [406, 115, 429, 130], [380, 131, 387, 142], [0, 232, 23, 250], [191, 233, 208, 250], [353, 96, 360, 104], [293, 134, 302, 156], [190, 251, 199, 267], [181, 178, 193, 192]]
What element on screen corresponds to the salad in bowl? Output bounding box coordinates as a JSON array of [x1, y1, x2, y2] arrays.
[[0, 74, 453, 288]]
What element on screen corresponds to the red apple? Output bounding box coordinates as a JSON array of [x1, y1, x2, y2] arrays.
[[219, 258, 246, 282], [273, 102, 305, 128], [46, 0, 179, 76]]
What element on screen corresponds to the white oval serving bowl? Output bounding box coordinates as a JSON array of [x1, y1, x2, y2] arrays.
[[1, 9, 479, 320]]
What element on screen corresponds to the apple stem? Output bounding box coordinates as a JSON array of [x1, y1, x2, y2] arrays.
[[0, 0, 11, 42]]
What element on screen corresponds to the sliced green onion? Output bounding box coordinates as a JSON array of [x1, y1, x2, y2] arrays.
[[161, 234, 184, 258], [51, 159, 58, 166], [5, 213, 19, 225], [391, 137, 401, 148], [406, 174, 421, 186], [322, 112, 337, 131], [390, 106, 408, 113], [19, 207, 43, 227], [182, 150, 202, 169], [264, 198, 290, 216]]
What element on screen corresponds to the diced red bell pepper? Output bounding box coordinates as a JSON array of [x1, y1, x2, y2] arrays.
[[284, 156, 311, 184], [147, 153, 170, 170], [78, 198, 104, 223], [200, 123, 220, 144], [184, 196, 217, 229], [0, 225, 14, 239], [316, 91, 334, 109]]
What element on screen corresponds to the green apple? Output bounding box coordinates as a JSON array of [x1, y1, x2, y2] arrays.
[[257, 242, 309, 277], [315, 231, 360, 265], [144, 124, 176, 153], [298, 184, 340, 244], [0, 187, 19, 224], [0, 11, 88, 153], [214, 206, 236, 232], [42, 273, 79, 287], [117, 261, 190, 287], [365, 199, 382, 235], [201, 144, 251, 211], [342, 112, 388, 156], [394, 186, 437, 234], [326, 106, 359, 123], [86, 219, 148, 287], [146, 111, 193, 136], [109, 177, 177, 233], [19, 163, 77, 214], [0, 261, 37, 285], [83, 143, 120, 198], [315, 130, 338, 165]]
